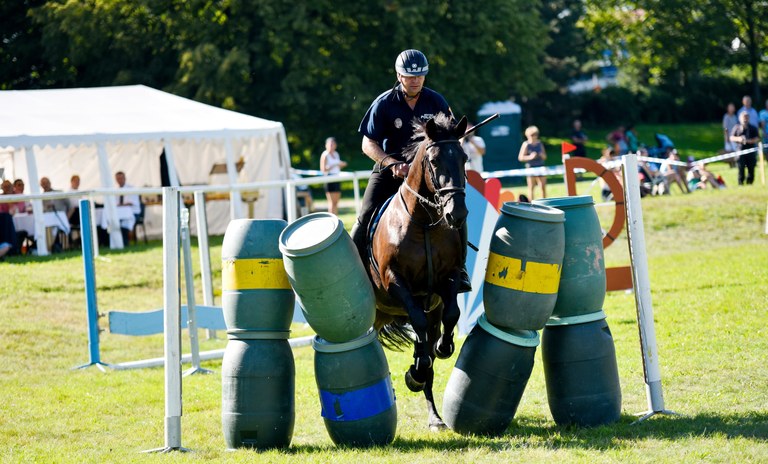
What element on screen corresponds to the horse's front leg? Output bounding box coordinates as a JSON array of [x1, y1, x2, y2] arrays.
[[385, 273, 433, 392], [434, 271, 461, 359]]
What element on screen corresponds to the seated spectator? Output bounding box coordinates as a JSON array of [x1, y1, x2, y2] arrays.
[[115, 171, 140, 245], [67, 175, 81, 226], [686, 161, 722, 191], [0, 180, 13, 213], [625, 125, 639, 153], [659, 149, 689, 194], [39, 177, 69, 213], [606, 125, 628, 155], [637, 148, 667, 196], [597, 147, 622, 201], [10, 179, 29, 214]]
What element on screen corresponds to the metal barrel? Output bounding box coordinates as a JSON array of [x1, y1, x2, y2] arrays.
[[442, 314, 538, 436], [312, 329, 397, 447], [534, 195, 606, 319], [221, 333, 295, 449], [221, 219, 295, 332], [279, 213, 375, 343], [483, 202, 565, 330], [541, 315, 622, 427]]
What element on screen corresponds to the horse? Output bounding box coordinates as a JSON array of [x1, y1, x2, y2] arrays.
[[367, 113, 469, 431]]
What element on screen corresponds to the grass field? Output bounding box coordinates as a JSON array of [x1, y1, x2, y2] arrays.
[[1, 152, 767, 462]]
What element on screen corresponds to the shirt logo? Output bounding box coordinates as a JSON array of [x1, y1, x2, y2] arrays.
[[394, 118, 403, 129]]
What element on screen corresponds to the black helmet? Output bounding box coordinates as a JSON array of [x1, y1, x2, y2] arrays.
[[395, 49, 429, 76]]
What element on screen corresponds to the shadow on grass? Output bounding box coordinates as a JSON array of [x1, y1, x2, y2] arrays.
[[284, 411, 768, 453]]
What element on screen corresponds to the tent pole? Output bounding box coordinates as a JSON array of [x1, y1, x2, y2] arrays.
[[24, 145, 49, 256], [223, 138, 244, 219], [96, 142, 124, 250], [162, 140, 181, 187]]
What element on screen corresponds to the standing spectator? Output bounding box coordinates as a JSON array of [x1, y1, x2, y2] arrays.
[[722, 103, 739, 153], [518, 125, 547, 200], [462, 122, 486, 172], [758, 98, 768, 148], [730, 111, 760, 185], [570, 119, 588, 157], [737, 95, 759, 124], [319, 137, 347, 216]]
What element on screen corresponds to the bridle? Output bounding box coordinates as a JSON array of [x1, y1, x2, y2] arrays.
[[400, 138, 465, 226]]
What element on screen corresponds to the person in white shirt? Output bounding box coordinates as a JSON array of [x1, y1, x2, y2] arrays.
[[114, 171, 139, 242], [319, 137, 347, 215], [462, 124, 486, 173]]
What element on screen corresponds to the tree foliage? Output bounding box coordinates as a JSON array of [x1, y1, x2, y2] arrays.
[[3, 0, 551, 165]]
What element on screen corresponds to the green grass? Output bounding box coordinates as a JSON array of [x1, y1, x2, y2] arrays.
[[1, 127, 768, 462]]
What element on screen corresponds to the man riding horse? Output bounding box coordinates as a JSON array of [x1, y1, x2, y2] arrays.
[[351, 49, 471, 293]]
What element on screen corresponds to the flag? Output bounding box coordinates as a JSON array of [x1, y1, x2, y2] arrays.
[[561, 141, 578, 154]]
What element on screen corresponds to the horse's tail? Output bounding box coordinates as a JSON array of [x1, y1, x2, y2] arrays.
[[375, 314, 413, 351]]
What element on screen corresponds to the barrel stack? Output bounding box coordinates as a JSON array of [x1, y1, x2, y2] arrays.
[[535, 196, 622, 427], [443, 202, 565, 436], [221, 219, 296, 450], [279, 212, 396, 446]]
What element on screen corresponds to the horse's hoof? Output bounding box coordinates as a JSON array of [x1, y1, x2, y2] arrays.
[[404, 367, 426, 392], [434, 337, 454, 359], [429, 420, 448, 432]]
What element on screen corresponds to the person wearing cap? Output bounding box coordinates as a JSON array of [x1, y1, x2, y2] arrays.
[[352, 49, 472, 293]]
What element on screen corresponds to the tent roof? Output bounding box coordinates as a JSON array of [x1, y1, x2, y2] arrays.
[[0, 85, 284, 148]]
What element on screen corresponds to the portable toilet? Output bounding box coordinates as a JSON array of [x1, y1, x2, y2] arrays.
[[476, 101, 522, 174]]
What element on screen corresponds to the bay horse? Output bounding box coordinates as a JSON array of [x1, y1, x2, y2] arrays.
[[368, 113, 468, 431]]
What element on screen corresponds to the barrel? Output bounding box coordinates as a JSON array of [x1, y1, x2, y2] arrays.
[[313, 329, 397, 447], [221, 333, 295, 449], [280, 213, 375, 343], [541, 315, 622, 427], [221, 219, 294, 332], [534, 195, 606, 319], [483, 202, 565, 330], [442, 314, 538, 436]]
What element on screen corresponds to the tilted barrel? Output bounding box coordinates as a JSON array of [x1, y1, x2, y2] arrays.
[[542, 315, 622, 427], [222, 219, 294, 332], [442, 314, 538, 436], [313, 329, 397, 447], [534, 195, 606, 319], [483, 202, 565, 330], [221, 333, 295, 449], [280, 213, 375, 343]]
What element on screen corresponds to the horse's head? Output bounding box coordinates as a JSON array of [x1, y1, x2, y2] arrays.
[[419, 113, 469, 228]]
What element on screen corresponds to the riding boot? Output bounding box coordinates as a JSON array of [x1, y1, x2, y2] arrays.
[[350, 220, 368, 268], [457, 222, 472, 293]]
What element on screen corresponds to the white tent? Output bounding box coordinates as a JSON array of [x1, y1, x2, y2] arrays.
[[0, 84, 291, 240]]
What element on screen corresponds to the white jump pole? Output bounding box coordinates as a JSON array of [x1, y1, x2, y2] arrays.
[[621, 153, 675, 422], [194, 191, 217, 340], [180, 206, 211, 377], [144, 186, 189, 453]]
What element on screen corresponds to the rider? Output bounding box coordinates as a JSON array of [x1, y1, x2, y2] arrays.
[[351, 49, 472, 293]]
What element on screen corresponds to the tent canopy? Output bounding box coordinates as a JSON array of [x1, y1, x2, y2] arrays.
[[0, 85, 291, 234]]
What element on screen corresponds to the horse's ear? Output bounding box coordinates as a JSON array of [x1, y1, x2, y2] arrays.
[[455, 115, 468, 138], [425, 117, 438, 140]]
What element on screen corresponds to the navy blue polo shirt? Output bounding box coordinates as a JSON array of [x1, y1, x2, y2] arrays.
[[358, 85, 451, 157]]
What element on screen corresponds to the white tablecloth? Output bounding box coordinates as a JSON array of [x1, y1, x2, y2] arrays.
[[95, 206, 136, 231], [13, 211, 70, 236]]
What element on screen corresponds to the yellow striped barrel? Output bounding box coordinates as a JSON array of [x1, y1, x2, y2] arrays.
[[483, 202, 565, 330]]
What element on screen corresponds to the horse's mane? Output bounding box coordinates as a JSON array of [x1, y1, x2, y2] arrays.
[[402, 112, 455, 163]]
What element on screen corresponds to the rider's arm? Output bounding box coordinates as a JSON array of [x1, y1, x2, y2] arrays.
[[362, 136, 409, 178]]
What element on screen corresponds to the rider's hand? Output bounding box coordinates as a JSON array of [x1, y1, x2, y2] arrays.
[[393, 163, 410, 179]]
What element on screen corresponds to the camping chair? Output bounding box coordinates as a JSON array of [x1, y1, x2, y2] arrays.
[[132, 202, 147, 244]]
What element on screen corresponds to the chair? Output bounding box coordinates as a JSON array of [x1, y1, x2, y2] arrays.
[[132, 202, 147, 244]]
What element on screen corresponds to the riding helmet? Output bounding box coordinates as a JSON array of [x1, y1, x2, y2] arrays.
[[395, 49, 429, 76]]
